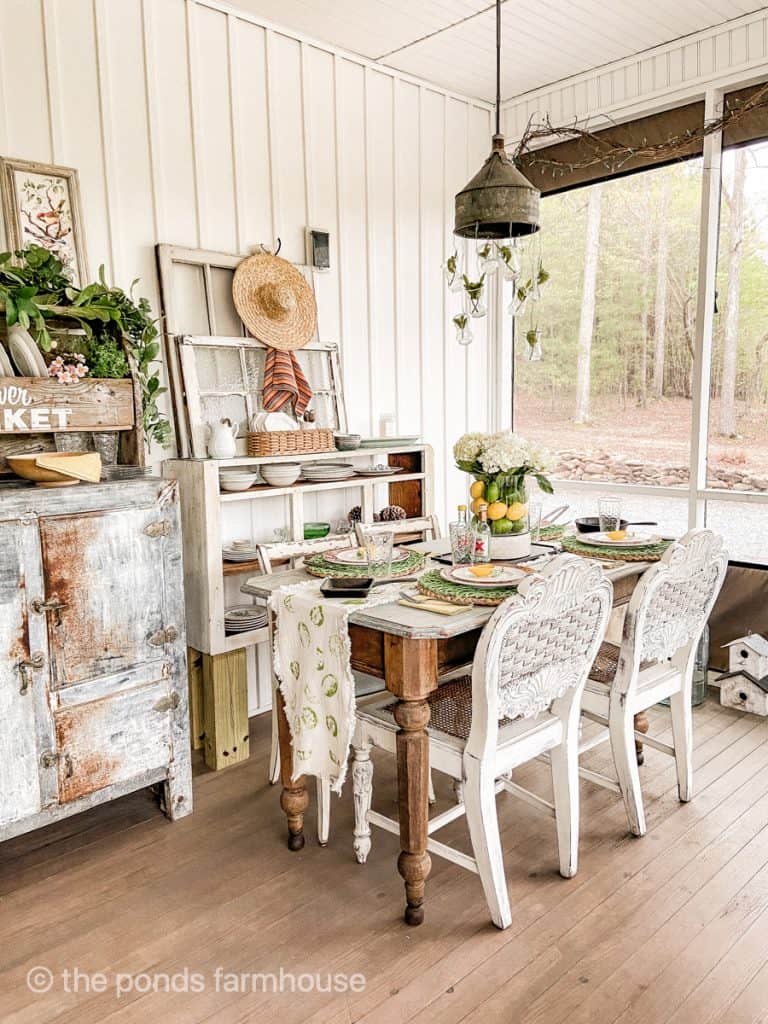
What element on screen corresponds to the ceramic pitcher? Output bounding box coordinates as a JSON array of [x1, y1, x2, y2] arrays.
[[207, 418, 238, 459]]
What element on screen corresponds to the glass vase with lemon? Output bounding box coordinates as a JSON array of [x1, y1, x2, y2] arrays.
[[454, 431, 554, 560]]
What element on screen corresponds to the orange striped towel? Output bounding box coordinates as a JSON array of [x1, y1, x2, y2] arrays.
[[262, 348, 312, 417]]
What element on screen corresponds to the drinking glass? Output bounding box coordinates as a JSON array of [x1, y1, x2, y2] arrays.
[[449, 520, 474, 564], [598, 497, 622, 534], [360, 529, 394, 577], [528, 498, 543, 543]]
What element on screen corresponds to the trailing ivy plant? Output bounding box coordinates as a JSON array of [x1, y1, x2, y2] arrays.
[[0, 246, 171, 449]]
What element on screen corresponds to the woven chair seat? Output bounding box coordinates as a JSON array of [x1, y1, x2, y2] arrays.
[[379, 676, 515, 741], [589, 641, 655, 686]]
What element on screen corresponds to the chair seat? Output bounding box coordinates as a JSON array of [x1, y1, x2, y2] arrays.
[[356, 677, 561, 764], [585, 642, 680, 713], [369, 675, 516, 740]]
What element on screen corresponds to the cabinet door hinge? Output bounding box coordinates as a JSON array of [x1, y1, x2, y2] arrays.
[[154, 691, 181, 713], [148, 626, 179, 647], [144, 519, 172, 538]]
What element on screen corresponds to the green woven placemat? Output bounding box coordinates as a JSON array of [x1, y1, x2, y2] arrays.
[[304, 549, 426, 579], [538, 523, 566, 541], [561, 534, 671, 562], [417, 568, 517, 606]]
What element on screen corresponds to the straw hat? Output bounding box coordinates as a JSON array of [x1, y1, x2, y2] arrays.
[[232, 253, 317, 352]]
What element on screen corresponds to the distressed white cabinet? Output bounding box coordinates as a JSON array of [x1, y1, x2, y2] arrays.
[[0, 478, 192, 842]]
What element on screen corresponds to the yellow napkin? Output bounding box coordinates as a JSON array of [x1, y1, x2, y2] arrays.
[[398, 598, 468, 616]]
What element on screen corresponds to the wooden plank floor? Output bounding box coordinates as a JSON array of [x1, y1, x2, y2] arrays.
[[3, 694, 768, 1024]]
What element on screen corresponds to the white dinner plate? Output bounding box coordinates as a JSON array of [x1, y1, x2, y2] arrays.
[[8, 324, 47, 377], [441, 564, 526, 588], [359, 436, 421, 448], [0, 343, 15, 377], [585, 531, 662, 548], [354, 466, 404, 477], [324, 545, 410, 565]]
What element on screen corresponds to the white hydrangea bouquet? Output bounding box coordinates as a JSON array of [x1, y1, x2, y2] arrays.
[[453, 430, 554, 541]]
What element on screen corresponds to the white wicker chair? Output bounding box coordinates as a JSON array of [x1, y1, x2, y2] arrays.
[[579, 529, 728, 837], [353, 514, 442, 546], [350, 555, 613, 929]]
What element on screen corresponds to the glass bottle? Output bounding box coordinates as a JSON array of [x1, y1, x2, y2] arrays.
[[660, 625, 709, 707], [692, 624, 710, 706], [473, 503, 491, 563]]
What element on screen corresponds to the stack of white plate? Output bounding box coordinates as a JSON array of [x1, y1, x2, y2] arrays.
[[301, 462, 356, 483], [225, 604, 268, 634], [223, 540, 260, 562]]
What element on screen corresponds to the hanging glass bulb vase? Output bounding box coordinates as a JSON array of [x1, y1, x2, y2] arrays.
[[464, 276, 487, 318], [525, 327, 543, 361], [442, 250, 464, 292], [508, 284, 528, 318], [477, 242, 500, 275], [453, 313, 473, 346]]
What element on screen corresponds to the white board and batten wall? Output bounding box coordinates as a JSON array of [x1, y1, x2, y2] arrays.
[[502, 8, 768, 141], [0, 0, 498, 714]]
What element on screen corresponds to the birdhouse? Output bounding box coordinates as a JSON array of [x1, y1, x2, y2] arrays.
[[722, 634, 768, 680], [717, 669, 768, 716]]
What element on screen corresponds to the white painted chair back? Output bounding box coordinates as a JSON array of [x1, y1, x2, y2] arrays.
[[466, 555, 613, 760], [353, 514, 441, 546], [613, 529, 728, 696], [256, 534, 355, 574]]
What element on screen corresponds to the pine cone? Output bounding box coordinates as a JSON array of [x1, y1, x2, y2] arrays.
[[379, 505, 407, 522], [348, 505, 362, 524]]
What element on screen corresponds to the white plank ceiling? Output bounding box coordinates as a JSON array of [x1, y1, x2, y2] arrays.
[[223, 0, 766, 101]]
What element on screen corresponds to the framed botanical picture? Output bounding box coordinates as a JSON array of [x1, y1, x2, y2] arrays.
[[0, 157, 88, 286]]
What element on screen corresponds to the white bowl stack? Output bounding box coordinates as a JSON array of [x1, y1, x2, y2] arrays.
[[219, 469, 258, 492], [259, 463, 302, 486]]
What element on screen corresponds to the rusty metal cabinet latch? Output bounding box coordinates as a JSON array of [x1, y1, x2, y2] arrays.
[[17, 652, 45, 694], [144, 520, 172, 538], [31, 596, 67, 627], [148, 626, 178, 647]]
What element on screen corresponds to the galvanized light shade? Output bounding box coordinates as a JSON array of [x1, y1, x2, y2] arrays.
[[454, 0, 540, 239], [454, 135, 540, 239]]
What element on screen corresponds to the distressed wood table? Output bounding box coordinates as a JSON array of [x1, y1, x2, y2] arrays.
[[243, 545, 647, 926]]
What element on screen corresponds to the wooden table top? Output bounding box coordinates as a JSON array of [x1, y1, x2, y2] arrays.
[[241, 540, 649, 641]]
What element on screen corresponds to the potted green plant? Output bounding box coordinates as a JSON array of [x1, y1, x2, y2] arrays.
[[0, 246, 171, 454]]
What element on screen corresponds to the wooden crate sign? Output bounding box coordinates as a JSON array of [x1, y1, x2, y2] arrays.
[[0, 378, 135, 433]]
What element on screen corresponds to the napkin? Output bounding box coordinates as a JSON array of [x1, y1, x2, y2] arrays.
[[270, 579, 401, 792]]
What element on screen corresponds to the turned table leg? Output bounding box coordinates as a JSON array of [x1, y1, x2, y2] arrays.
[[634, 710, 650, 766], [276, 688, 308, 850], [385, 635, 438, 927]]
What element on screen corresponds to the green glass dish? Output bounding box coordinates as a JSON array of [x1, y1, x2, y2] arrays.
[[304, 522, 331, 540]]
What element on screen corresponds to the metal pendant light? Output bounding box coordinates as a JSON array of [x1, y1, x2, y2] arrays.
[[454, 0, 540, 239]]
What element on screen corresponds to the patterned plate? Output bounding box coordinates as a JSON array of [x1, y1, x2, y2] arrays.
[[586, 531, 662, 548], [441, 564, 526, 588], [324, 545, 410, 565]]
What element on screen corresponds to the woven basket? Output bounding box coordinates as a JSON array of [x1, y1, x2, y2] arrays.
[[247, 428, 335, 457]]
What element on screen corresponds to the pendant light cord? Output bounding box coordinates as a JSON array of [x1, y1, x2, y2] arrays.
[[495, 0, 501, 135]]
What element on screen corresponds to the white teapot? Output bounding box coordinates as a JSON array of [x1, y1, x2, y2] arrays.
[[207, 418, 238, 459]]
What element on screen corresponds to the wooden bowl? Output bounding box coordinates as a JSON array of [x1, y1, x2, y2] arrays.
[[6, 452, 89, 488]]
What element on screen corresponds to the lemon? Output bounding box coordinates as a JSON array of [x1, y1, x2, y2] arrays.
[[469, 480, 485, 499], [469, 564, 493, 577], [487, 501, 508, 521], [607, 529, 627, 541], [470, 497, 485, 516], [506, 501, 528, 522]]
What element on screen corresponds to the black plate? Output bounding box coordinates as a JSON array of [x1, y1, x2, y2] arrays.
[[320, 577, 374, 598]]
